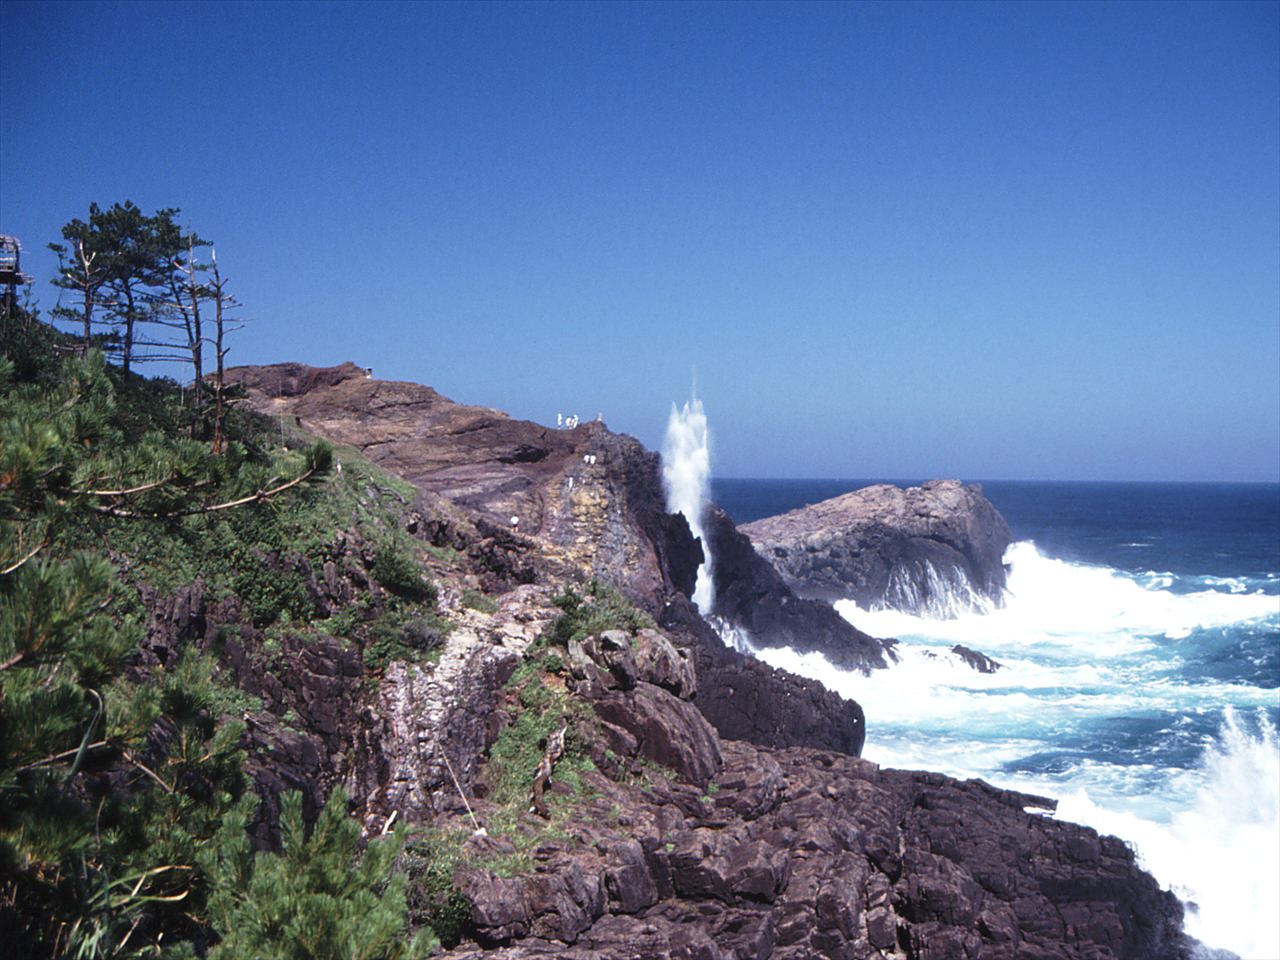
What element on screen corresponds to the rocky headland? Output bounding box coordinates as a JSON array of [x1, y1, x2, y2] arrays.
[[741, 480, 1013, 617], [179, 362, 1200, 959]]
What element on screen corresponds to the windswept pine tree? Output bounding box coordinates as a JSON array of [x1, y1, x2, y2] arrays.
[[0, 316, 422, 958]]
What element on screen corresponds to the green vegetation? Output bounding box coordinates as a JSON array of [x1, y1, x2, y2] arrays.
[[205, 789, 432, 960], [0, 341, 311, 954], [403, 830, 474, 949], [1, 300, 449, 955], [372, 537, 436, 602], [362, 610, 449, 673], [460, 588, 498, 614], [544, 578, 655, 648], [2, 211, 650, 955]]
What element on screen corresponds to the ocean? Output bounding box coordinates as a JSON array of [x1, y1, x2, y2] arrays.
[[712, 479, 1280, 960]]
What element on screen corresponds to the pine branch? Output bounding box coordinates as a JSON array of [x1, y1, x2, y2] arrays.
[[85, 476, 177, 498], [15, 740, 110, 771], [1, 536, 48, 576], [120, 748, 175, 794], [91, 467, 317, 519]]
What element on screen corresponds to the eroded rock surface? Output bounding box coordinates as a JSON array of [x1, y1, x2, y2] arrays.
[[438, 739, 1192, 960], [741, 479, 1013, 617], [227, 361, 686, 608]]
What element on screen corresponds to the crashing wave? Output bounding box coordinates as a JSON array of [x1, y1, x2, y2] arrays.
[[706, 614, 754, 656], [876, 559, 1002, 619], [662, 396, 714, 615]]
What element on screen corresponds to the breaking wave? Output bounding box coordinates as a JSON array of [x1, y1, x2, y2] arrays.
[[878, 558, 998, 618], [842, 540, 1278, 654], [747, 540, 1279, 958]]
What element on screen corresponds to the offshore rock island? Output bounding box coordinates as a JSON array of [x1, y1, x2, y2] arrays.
[[741, 480, 1013, 617], [209, 361, 1194, 959]]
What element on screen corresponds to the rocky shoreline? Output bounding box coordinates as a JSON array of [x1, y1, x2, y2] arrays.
[[186, 361, 1204, 959]]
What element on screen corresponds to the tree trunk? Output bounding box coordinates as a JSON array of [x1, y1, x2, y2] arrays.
[[122, 282, 136, 374]]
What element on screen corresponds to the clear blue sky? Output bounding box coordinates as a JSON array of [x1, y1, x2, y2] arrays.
[[3, 1, 1277, 481]]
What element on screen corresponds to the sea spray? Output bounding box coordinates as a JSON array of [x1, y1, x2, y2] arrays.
[[744, 541, 1279, 958], [662, 396, 714, 614], [1054, 709, 1279, 960]]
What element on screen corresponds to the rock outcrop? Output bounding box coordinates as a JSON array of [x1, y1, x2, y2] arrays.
[[203, 362, 1202, 960], [228, 361, 683, 609], [741, 479, 1013, 617], [705, 505, 890, 673], [439, 740, 1193, 960], [227, 360, 890, 721]]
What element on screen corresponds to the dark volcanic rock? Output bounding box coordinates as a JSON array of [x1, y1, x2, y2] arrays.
[[951, 643, 1002, 673], [439, 739, 1194, 960], [661, 594, 868, 757], [593, 683, 723, 789], [705, 505, 890, 672], [741, 479, 1013, 616]]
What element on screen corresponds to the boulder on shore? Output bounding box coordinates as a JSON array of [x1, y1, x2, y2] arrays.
[[741, 479, 1013, 617]]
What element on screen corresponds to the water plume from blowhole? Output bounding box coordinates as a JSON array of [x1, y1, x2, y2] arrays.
[[662, 394, 714, 615]]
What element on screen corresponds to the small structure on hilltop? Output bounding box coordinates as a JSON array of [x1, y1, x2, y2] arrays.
[[0, 235, 34, 320]]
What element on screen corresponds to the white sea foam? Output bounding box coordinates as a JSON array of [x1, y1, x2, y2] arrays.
[[878, 559, 997, 618], [1052, 709, 1280, 960], [839, 541, 1278, 654], [749, 541, 1279, 958], [662, 395, 714, 614]]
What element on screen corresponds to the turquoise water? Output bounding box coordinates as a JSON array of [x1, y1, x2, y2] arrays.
[[713, 479, 1280, 958]]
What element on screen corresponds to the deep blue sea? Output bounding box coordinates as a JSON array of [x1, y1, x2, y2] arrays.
[[713, 479, 1280, 959]]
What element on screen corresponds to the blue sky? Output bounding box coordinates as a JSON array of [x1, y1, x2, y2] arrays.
[[3, 1, 1277, 481]]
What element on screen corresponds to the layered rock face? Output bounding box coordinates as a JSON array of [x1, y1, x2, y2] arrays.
[[741, 479, 1013, 617], [227, 360, 892, 680], [228, 361, 682, 607], [442, 722, 1191, 960]]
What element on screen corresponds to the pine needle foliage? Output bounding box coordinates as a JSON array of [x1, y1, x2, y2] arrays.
[[205, 789, 433, 960], [0, 336, 339, 956]]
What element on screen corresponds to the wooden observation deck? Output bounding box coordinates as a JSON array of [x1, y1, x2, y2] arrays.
[[1, 234, 34, 319]]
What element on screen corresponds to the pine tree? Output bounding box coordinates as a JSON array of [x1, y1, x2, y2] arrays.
[[205, 789, 434, 960], [0, 351, 249, 955], [1, 339, 334, 956], [48, 203, 193, 375]]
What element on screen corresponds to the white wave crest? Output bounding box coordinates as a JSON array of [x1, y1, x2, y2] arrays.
[[1054, 708, 1280, 960], [755, 540, 1279, 958], [839, 541, 1279, 656], [877, 559, 998, 619]]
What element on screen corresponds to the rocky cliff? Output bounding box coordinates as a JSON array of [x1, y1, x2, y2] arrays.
[[194, 362, 1201, 959], [227, 360, 892, 678], [741, 479, 1013, 617]]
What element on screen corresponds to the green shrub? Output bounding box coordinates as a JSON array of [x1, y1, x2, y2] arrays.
[[403, 829, 472, 948], [232, 561, 314, 627], [363, 613, 447, 672], [371, 540, 435, 602], [460, 588, 498, 614], [545, 578, 655, 647]]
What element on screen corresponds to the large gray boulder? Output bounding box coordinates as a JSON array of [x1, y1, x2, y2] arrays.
[[741, 479, 1013, 617]]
